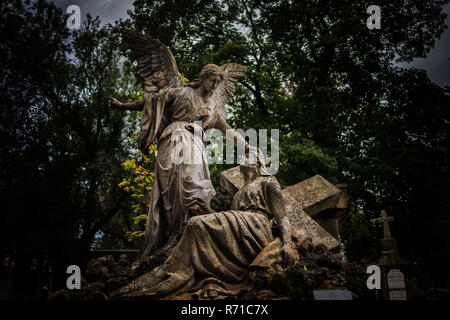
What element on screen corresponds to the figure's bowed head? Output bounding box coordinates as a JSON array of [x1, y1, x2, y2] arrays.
[[240, 150, 271, 183]]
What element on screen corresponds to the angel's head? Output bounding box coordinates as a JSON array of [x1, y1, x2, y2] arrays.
[[199, 64, 225, 93]]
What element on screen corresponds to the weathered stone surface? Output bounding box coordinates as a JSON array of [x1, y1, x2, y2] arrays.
[[243, 241, 374, 300], [85, 255, 114, 282], [335, 184, 348, 209], [220, 169, 343, 217], [219, 165, 244, 196], [56, 243, 373, 301], [282, 175, 342, 217], [312, 210, 341, 240], [313, 289, 353, 300], [88, 290, 108, 300], [219, 167, 341, 248], [49, 289, 82, 301], [387, 269, 406, 290], [210, 186, 233, 212], [88, 250, 140, 261], [129, 248, 172, 279], [59, 169, 358, 301], [282, 176, 344, 241], [105, 276, 129, 295], [283, 195, 339, 249]]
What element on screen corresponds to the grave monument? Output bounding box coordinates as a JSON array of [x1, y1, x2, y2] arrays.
[[375, 210, 408, 300]]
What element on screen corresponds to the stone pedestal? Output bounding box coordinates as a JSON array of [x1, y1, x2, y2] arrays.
[[380, 258, 408, 300], [378, 239, 408, 300], [375, 210, 408, 300]]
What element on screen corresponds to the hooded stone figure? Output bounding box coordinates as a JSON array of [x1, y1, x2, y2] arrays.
[[108, 33, 252, 257]]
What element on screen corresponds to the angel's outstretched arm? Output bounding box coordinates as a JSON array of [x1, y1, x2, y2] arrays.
[[213, 112, 250, 152], [108, 97, 144, 111]]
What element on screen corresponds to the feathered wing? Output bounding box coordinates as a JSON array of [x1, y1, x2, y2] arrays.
[[123, 32, 185, 93], [211, 63, 247, 119], [122, 33, 184, 153]]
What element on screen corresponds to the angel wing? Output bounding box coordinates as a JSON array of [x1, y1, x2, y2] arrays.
[[123, 33, 185, 93], [211, 63, 247, 119]]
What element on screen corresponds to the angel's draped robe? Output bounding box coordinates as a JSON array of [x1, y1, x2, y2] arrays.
[[140, 86, 217, 257]]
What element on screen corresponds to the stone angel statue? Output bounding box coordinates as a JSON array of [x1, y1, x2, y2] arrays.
[[108, 33, 256, 258]]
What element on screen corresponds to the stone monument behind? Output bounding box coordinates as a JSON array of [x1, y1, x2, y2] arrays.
[[375, 210, 408, 300], [220, 167, 347, 249]]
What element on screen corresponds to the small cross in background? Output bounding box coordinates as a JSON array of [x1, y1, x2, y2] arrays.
[[375, 210, 394, 238]]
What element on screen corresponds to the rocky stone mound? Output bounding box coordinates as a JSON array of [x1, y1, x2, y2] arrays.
[[49, 242, 373, 300], [49, 249, 171, 301], [242, 240, 374, 300], [50, 188, 374, 300]]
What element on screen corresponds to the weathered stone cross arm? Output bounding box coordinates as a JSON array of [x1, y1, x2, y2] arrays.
[[220, 167, 345, 250], [375, 209, 394, 239]]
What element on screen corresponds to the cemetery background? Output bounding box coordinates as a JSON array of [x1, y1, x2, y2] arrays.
[[1, 0, 450, 300]]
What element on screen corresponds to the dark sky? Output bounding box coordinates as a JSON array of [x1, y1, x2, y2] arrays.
[[54, 0, 450, 87], [55, 0, 133, 25], [399, 4, 450, 88]]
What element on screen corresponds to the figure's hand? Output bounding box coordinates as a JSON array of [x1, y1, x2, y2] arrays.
[[189, 197, 214, 215], [107, 97, 122, 109], [281, 242, 299, 267]]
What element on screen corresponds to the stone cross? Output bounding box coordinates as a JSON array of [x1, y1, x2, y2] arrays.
[[375, 210, 394, 238]]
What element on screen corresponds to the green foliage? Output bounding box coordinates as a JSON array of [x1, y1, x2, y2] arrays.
[[119, 143, 157, 242], [125, 230, 145, 242], [340, 210, 379, 261], [278, 131, 338, 186]]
